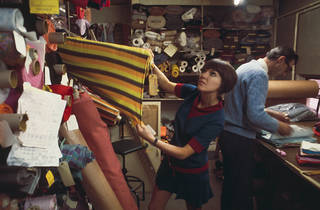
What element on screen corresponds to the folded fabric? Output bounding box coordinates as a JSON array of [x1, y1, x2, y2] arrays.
[[266, 103, 318, 122], [296, 153, 320, 165], [300, 140, 320, 155]]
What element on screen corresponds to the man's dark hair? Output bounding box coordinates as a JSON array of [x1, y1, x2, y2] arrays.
[[266, 46, 299, 65]]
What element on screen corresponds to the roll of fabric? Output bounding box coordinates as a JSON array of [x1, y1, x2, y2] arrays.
[[72, 92, 137, 210], [42, 19, 58, 52], [147, 16, 166, 29], [0, 31, 26, 67], [179, 60, 188, 68], [179, 66, 186, 73], [0, 8, 26, 32], [148, 6, 166, 16]]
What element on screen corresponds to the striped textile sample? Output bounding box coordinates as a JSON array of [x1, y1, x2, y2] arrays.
[[87, 90, 121, 126], [58, 37, 152, 124]]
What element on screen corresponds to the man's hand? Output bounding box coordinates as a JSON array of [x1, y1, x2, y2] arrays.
[[277, 121, 292, 136]]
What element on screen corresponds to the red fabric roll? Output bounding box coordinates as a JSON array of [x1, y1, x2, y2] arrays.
[[72, 92, 138, 210]]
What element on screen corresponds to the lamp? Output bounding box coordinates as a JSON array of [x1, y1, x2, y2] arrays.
[[234, 0, 242, 6]]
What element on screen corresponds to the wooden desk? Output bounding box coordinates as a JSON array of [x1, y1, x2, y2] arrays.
[[254, 121, 320, 210]]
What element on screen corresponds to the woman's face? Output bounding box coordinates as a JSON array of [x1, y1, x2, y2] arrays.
[[197, 68, 222, 93]]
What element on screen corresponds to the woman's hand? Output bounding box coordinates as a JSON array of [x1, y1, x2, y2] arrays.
[[136, 124, 154, 143]]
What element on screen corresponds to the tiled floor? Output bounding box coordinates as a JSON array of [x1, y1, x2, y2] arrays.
[[139, 159, 223, 210]]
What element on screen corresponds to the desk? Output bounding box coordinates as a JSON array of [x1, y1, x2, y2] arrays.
[[254, 121, 320, 210]]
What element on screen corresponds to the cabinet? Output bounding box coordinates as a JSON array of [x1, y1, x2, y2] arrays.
[[130, 1, 274, 99]]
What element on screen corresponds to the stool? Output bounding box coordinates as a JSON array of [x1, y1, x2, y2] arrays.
[[112, 139, 148, 209]]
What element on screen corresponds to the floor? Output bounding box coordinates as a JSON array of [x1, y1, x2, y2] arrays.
[[139, 159, 223, 210]]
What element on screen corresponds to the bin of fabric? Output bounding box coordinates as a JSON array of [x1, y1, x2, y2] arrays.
[[58, 36, 152, 125], [71, 92, 138, 210]]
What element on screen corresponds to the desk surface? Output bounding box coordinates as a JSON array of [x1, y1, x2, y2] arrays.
[[257, 121, 320, 190]]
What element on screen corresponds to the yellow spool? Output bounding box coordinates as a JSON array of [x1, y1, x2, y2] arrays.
[[171, 64, 179, 78]]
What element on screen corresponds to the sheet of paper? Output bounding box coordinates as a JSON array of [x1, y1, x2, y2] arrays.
[[6, 83, 65, 167], [16, 82, 66, 148]]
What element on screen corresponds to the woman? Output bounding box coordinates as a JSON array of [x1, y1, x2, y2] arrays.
[[136, 58, 237, 210]]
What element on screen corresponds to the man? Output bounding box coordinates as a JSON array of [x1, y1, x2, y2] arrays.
[[219, 46, 298, 210]]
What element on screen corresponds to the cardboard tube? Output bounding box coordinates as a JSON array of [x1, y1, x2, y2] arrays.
[[31, 60, 40, 76], [35, 19, 48, 35], [0, 113, 28, 131], [267, 80, 319, 99], [53, 64, 67, 75], [59, 123, 123, 210], [0, 70, 18, 88], [48, 32, 66, 44]]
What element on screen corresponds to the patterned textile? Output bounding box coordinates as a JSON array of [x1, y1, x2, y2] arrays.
[[58, 37, 152, 124], [61, 144, 95, 170]]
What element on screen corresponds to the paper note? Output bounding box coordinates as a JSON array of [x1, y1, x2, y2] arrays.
[[29, 0, 59, 14]]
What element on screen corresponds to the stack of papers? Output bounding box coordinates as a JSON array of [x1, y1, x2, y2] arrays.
[[7, 83, 66, 167]]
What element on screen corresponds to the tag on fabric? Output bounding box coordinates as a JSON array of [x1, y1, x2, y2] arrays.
[[148, 74, 158, 96]]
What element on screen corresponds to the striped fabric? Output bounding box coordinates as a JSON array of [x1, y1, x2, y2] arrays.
[[87, 91, 121, 126], [58, 37, 152, 124]]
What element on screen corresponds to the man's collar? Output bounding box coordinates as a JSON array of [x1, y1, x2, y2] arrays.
[[257, 58, 268, 73]]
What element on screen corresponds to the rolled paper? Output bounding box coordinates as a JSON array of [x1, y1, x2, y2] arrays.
[[31, 60, 41, 76], [267, 80, 318, 99], [192, 65, 199, 72], [0, 113, 28, 132], [266, 80, 319, 107], [35, 19, 48, 35], [53, 64, 67, 75], [0, 70, 18, 88], [0, 8, 26, 32], [48, 32, 66, 44]]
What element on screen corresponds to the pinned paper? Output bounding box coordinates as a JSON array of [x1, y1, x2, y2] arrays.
[[29, 0, 59, 14]]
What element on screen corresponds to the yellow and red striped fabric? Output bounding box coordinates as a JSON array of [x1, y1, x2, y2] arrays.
[[58, 37, 152, 124]]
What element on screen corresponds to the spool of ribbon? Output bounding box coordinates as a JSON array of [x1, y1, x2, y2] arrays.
[[179, 66, 186, 73], [145, 31, 161, 40], [197, 60, 205, 70], [0, 113, 28, 132], [192, 65, 199, 72], [48, 32, 66, 44], [132, 37, 144, 47], [0, 70, 18, 88], [179, 60, 188, 68], [0, 8, 26, 32], [142, 42, 151, 49], [171, 64, 179, 78]]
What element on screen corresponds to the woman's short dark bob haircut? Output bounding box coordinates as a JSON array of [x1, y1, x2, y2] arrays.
[[202, 58, 237, 95]]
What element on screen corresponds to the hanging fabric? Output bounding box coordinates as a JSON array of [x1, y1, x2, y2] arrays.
[[58, 37, 152, 124]]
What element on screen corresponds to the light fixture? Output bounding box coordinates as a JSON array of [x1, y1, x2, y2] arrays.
[[234, 0, 242, 6]]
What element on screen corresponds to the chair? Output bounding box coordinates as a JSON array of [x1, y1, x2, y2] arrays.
[[112, 121, 148, 209]]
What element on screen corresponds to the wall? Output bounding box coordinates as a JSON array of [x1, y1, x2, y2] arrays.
[[275, 0, 320, 78]]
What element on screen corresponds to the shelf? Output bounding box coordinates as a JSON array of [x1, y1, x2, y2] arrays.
[[143, 97, 183, 101], [132, 0, 273, 6]]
